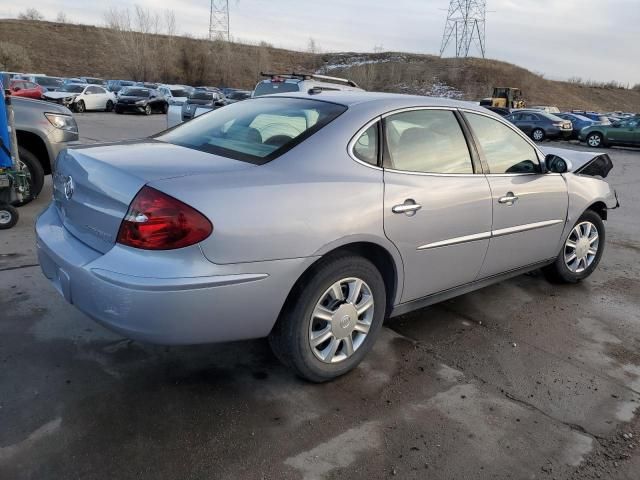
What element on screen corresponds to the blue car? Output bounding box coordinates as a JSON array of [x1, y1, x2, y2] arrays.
[[556, 113, 595, 139]]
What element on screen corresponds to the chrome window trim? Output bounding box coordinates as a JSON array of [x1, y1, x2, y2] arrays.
[[416, 219, 565, 251], [458, 107, 547, 175], [381, 106, 477, 176], [347, 116, 383, 171]]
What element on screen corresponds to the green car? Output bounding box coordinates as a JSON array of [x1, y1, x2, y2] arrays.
[[579, 117, 640, 147]]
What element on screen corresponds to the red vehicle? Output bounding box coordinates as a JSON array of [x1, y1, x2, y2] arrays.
[[8, 80, 45, 99]]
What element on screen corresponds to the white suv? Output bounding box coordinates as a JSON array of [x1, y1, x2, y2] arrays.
[[253, 73, 363, 97]]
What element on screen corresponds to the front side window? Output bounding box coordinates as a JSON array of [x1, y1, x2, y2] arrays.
[[157, 97, 346, 164], [352, 123, 378, 165], [384, 110, 473, 174], [465, 112, 540, 174]]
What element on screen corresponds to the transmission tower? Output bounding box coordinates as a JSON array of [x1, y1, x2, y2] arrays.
[[209, 0, 230, 41], [439, 0, 486, 58]]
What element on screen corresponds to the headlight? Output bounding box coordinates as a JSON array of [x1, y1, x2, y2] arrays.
[[135, 100, 147, 105], [44, 113, 78, 133]]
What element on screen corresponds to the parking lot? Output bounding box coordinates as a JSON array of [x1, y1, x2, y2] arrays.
[[1, 113, 639, 479]]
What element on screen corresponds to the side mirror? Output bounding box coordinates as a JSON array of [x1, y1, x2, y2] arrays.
[[545, 154, 570, 174]]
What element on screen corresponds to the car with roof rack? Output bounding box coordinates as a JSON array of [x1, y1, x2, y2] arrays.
[[253, 72, 363, 97]]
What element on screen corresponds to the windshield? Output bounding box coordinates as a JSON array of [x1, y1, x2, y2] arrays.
[[122, 88, 150, 97], [170, 89, 188, 97], [85, 78, 103, 85], [157, 97, 347, 164], [189, 91, 214, 100], [35, 76, 62, 87], [253, 81, 300, 97], [61, 85, 85, 93]]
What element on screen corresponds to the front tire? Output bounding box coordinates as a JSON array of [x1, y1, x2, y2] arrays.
[[12, 146, 45, 206], [532, 128, 545, 142], [543, 210, 605, 283], [75, 100, 85, 113], [587, 132, 603, 148], [105, 100, 114, 112], [269, 255, 386, 382], [144, 105, 152, 116]]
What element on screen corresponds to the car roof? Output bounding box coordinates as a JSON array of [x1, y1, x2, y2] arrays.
[[265, 91, 484, 112]]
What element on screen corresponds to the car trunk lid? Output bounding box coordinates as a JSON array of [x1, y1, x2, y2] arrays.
[[53, 140, 255, 253]]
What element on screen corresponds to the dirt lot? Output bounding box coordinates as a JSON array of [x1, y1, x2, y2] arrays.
[[1, 113, 639, 480]]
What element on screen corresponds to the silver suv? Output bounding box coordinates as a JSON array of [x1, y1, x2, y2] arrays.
[[253, 72, 363, 97]]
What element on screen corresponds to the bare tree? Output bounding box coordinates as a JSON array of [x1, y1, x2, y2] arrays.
[[56, 12, 68, 24], [18, 8, 44, 21], [0, 41, 33, 71]]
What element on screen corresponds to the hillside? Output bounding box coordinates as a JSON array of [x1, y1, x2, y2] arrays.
[[1, 19, 639, 112]]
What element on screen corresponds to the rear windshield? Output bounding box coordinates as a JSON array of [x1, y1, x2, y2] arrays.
[[170, 89, 188, 97], [157, 97, 347, 164], [229, 91, 251, 100], [253, 81, 300, 97]]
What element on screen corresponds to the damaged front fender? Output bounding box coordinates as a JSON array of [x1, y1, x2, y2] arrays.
[[542, 146, 613, 178]]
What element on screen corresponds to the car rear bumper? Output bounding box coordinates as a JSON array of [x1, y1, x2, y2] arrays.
[[35, 203, 313, 345]]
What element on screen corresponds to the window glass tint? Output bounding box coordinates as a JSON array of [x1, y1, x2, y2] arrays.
[[253, 81, 300, 97], [384, 110, 473, 174], [156, 97, 346, 164], [465, 113, 540, 174], [353, 123, 378, 165]]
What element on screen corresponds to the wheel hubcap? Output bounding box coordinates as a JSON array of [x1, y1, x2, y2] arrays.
[[564, 221, 599, 273], [588, 136, 600, 146], [0, 210, 11, 224], [534, 130, 543, 140], [309, 277, 374, 364]]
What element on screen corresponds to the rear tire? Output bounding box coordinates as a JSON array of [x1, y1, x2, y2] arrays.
[[543, 210, 605, 283], [0, 204, 18, 229], [532, 128, 545, 142], [269, 254, 386, 382], [12, 146, 45, 206], [105, 100, 114, 112], [587, 132, 604, 148]]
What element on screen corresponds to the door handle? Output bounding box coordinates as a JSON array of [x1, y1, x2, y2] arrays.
[[392, 200, 422, 215], [498, 192, 519, 205]]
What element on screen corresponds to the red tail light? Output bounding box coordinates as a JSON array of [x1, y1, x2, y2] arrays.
[[116, 186, 212, 250]]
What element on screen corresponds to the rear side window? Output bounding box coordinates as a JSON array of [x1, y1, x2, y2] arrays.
[[253, 81, 300, 97], [384, 110, 473, 174], [157, 97, 347, 164], [352, 123, 379, 165], [465, 112, 540, 174]]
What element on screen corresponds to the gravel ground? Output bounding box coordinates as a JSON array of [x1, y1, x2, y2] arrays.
[[1, 113, 639, 479]]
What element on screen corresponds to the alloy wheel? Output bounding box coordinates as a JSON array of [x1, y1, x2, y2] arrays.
[[588, 134, 601, 147], [564, 221, 599, 273], [0, 210, 11, 225], [309, 277, 375, 364], [533, 129, 544, 141]]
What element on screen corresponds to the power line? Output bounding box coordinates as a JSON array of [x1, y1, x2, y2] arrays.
[[439, 0, 487, 58], [209, 0, 230, 41]]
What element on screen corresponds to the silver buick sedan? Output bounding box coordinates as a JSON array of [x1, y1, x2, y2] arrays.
[[36, 92, 618, 382]]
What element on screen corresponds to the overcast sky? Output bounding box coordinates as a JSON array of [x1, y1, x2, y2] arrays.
[[1, 0, 638, 84]]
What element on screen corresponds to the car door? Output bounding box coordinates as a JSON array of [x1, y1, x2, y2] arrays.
[[381, 108, 493, 302], [93, 86, 109, 109], [81, 86, 96, 110], [463, 111, 568, 277], [609, 119, 640, 145]]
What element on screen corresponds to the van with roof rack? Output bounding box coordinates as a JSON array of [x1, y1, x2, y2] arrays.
[[253, 72, 363, 97]]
